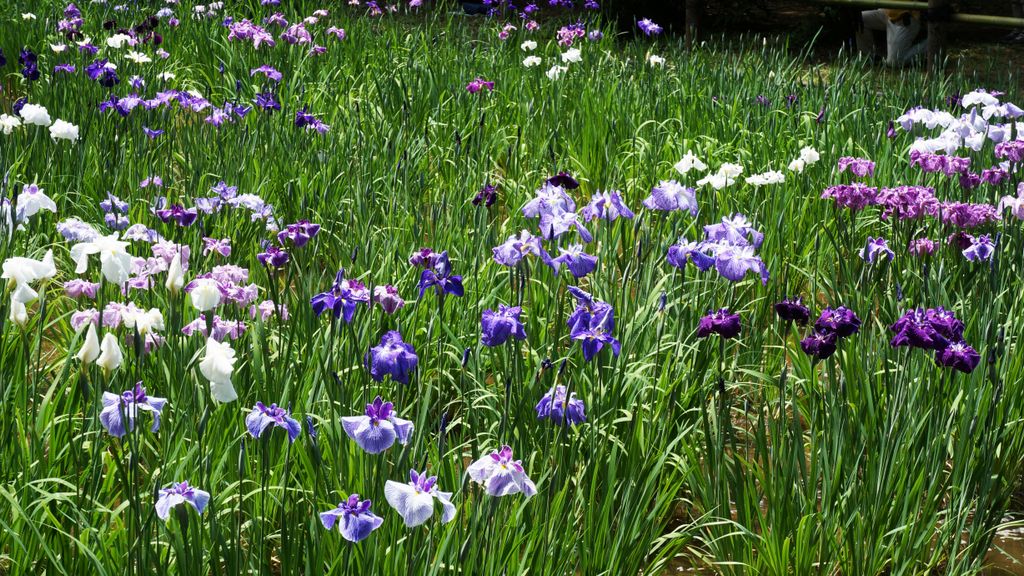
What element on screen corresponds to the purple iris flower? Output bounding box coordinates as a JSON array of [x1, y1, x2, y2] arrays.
[[473, 183, 498, 207], [545, 172, 579, 189], [257, 245, 290, 268], [712, 243, 769, 285], [19, 49, 40, 81], [814, 307, 861, 338], [580, 191, 634, 222], [492, 231, 546, 267], [697, 309, 741, 339], [277, 220, 320, 248], [384, 469, 456, 527], [539, 208, 593, 243], [566, 286, 615, 333], [569, 304, 620, 361], [366, 331, 418, 384], [341, 396, 414, 454], [246, 402, 301, 443], [155, 481, 210, 521], [418, 251, 464, 297], [373, 285, 405, 314], [637, 18, 663, 35], [467, 446, 537, 497], [535, 385, 586, 426], [142, 126, 164, 139], [99, 382, 167, 438], [85, 58, 118, 86], [53, 63, 76, 74], [642, 180, 698, 215], [546, 244, 598, 278], [481, 305, 527, 347], [250, 65, 283, 82], [837, 157, 876, 178], [703, 214, 764, 248], [926, 307, 965, 341], [409, 248, 440, 268], [963, 234, 996, 262], [254, 92, 281, 112], [908, 238, 937, 257], [860, 236, 895, 264], [522, 183, 576, 218], [935, 342, 981, 373], [774, 297, 810, 325], [311, 269, 370, 322], [155, 204, 198, 227], [100, 193, 129, 214], [821, 184, 879, 212], [320, 494, 384, 542], [889, 308, 950, 351], [202, 237, 232, 257], [65, 279, 100, 299], [800, 330, 838, 359]]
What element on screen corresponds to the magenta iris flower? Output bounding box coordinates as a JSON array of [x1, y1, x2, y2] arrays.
[[466, 77, 494, 94], [697, 309, 741, 339], [535, 385, 586, 426], [467, 446, 537, 497], [155, 482, 210, 521], [320, 494, 384, 542], [246, 402, 301, 443], [65, 279, 100, 299], [311, 269, 370, 322], [481, 305, 527, 347], [99, 382, 167, 438], [341, 396, 414, 454], [366, 331, 418, 384]]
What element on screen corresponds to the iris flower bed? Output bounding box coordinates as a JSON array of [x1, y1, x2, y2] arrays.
[[1, 1, 1024, 574]]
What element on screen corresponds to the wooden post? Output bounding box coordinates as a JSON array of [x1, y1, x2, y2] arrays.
[[685, 0, 702, 49], [927, 0, 948, 73]]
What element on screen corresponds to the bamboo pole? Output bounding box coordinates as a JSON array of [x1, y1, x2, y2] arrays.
[[815, 0, 1024, 28]]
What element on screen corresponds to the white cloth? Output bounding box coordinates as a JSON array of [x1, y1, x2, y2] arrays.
[[856, 9, 927, 66]]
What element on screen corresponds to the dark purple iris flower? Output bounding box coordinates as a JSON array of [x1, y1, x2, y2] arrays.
[[418, 251, 464, 298], [697, 308, 741, 339], [473, 183, 498, 207], [155, 204, 198, 226], [311, 269, 370, 322], [800, 330, 838, 359], [466, 77, 494, 94], [814, 306, 861, 338], [546, 172, 579, 190], [889, 308, 951, 351], [935, 342, 980, 373], [256, 244, 290, 268], [774, 297, 810, 325], [277, 220, 320, 248], [569, 301, 619, 361], [253, 91, 281, 112]]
